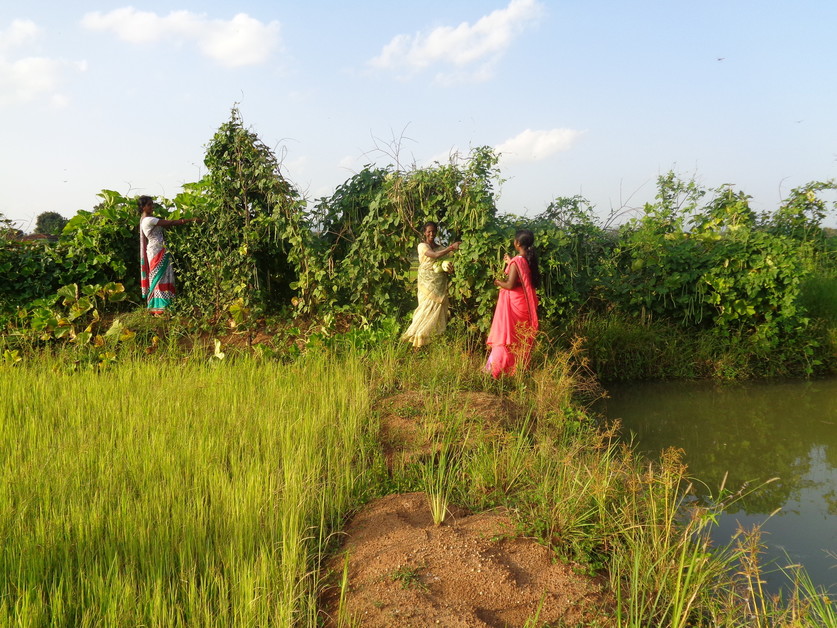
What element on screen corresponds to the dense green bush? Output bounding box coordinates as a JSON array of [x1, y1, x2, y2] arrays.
[[600, 178, 818, 347], [2, 106, 835, 377], [1, 191, 142, 312], [171, 108, 307, 318], [58, 190, 144, 295], [302, 146, 508, 331], [0, 239, 61, 309]]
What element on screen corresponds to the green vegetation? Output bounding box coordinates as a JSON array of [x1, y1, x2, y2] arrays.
[[1, 339, 834, 626], [34, 211, 68, 236], [3, 119, 836, 378], [389, 565, 429, 591], [1, 105, 836, 625], [1, 353, 375, 625]]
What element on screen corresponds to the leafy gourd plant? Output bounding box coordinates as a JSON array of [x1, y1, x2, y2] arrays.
[[171, 107, 307, 318], [0, 236, 62, 311], [599, 172, 711, 325], [59, 190, 143, 296], [23, 282, 130, 344], [1, 191, 140, 313], [682, 183, 812, 345], [757, 179, 837, 254], [599, 173, 814, 344], [304, 146, 508, 333], [305, 165, 395, 318], [528, 195, 615, 324]]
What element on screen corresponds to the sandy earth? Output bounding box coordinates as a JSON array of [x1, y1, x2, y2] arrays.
[[320, 493, 613, 627], [319, 392, 615, 627]]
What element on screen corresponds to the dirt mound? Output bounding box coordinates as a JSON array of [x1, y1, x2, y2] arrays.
[[378, 391, 523, 469], [320, 492, 613, 627]]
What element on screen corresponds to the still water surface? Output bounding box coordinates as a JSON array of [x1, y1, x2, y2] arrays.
[[597, 378, 837, 594]]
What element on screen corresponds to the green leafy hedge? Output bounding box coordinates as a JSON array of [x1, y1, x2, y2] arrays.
[[2, 107, 835, 363]]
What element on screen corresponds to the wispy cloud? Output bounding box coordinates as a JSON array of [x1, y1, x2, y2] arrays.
[[495, 128, 584, 162], [0, 18, 40, 52], [369, 0, 544, 84], [81, 8, 280, 68], [0, 19, 85, 107]]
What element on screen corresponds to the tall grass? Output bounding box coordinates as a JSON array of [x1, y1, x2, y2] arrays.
[[2, 333, 834, 627], [799, 270, 837, 324], [570, 309, 837, 381], [369, 336, 836, 626], [0, 353, 375, 626]]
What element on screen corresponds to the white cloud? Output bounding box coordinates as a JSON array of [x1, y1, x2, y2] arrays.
[[0, 19, 40, 51], [338, 155, 360, 170], [81, 8, 280, 68], [0, 19, 85, 107], [495, 128, 584, 163], [369, 0, 544, 83]]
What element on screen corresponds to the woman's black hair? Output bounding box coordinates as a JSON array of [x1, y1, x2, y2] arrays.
[[138, 195, 153, 213], [515, 229, 541, 289], [421, 221, 438, 231]]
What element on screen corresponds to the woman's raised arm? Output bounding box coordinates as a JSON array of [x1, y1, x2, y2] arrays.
[[423, 241, 460, 259], [155, 217, 201, 228]]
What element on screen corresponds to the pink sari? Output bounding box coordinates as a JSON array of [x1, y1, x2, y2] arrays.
[[485, 256, 539, 377]]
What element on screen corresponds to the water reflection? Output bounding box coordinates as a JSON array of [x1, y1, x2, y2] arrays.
[[597, 379, 837, 593]]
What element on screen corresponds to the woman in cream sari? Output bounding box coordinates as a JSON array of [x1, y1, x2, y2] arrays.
[[401, 222, 460, 347]]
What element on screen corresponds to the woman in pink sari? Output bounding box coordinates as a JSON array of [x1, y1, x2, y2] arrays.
[[485, 229, 540, 377]]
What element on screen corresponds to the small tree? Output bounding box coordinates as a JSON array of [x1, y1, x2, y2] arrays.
[[34, 211, 68, 236]]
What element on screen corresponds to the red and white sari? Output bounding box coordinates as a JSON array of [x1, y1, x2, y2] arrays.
[[140, 216, 176, 313]]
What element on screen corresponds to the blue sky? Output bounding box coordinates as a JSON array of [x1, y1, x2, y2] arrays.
[[2, 0, 836, 231]]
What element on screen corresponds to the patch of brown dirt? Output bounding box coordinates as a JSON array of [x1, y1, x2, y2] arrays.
[[378, 392, 524, 469], [320, 492, 613, 627]]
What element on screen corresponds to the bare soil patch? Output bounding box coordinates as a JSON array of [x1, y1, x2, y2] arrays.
[[320, 492, 613, 627]]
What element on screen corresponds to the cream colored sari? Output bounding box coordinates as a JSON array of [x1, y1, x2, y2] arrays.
[[401, 243, 451, 347]]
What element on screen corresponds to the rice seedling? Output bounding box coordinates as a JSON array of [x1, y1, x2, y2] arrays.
[[336, 552, 357, 628], [0, 352, 376, 626], [522, 592, 548, 628]]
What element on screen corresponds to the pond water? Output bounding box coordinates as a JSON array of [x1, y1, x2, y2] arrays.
[[596, 378, 837, 595]]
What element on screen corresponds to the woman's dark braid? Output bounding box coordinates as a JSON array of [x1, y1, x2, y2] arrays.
[[514, 229, 540, 289]]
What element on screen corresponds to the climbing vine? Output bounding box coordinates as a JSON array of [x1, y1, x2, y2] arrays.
[[171, 107, 307, 317], [1, 104, 834, 368]]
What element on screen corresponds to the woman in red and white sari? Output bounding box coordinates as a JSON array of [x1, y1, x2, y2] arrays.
[[138, 195, 199, 314], [485, 229, 540, 378]]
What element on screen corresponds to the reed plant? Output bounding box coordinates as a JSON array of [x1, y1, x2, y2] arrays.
[[335, 552, 356, 628], [607, 450, 737, 628], [782, 563, 837, 627]]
